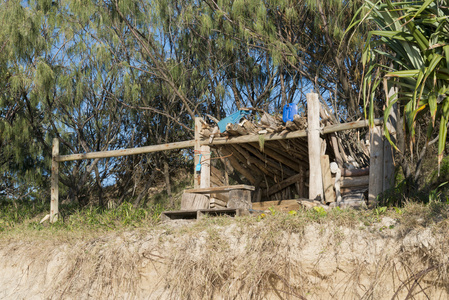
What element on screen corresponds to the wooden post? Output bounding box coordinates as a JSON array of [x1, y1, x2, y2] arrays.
[[200, 145, 210, 189], [368, 126, 383, 205], [50, 138, 59, 223], [383, 85, 397, 192], [194, 117, 201, 188], [200, 144, 211, 208], [321, 155, 336, 203], [307, 92, 323, 201]]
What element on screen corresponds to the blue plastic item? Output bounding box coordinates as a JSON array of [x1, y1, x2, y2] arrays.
[[217, 110, 251, 133], [195, 154, 202, 172], [282, 103, 298, 123]]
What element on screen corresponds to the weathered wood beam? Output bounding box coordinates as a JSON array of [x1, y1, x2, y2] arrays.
[[369, 126, 383, 205], [220, 147, 257, 185], [333, 175, 370, 188], [230, 144, 279, 178], [268, 173, 303, 196], [252, 199, 300, 211], [57, 139, 195, 162], [308, 93, 323, 201], [256, 143, 307, 172], [185, 185, 255, 194], [241, 143, 296, 177], [341, 167, 369, 177], [206, 119, 382, 146], [50, 138, 59, 223], [321, 155, 336, 203], [57, 119, 381, 162]]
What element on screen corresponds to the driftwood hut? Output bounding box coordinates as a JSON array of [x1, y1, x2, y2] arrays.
[[49, 93, 395, 222], [180, 93, 393, 214]]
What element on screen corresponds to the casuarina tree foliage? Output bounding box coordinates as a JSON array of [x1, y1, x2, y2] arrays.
[[2, 0, 441, 205]]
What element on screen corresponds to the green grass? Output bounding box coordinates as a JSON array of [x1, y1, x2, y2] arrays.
[[1, 187, 448, 240], [0, 200, 166, 236], [0, 199, 48, 231]]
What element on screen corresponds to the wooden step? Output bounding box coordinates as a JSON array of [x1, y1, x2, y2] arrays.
[[184, 185, 255, 194], [161, 208, 249, 221]]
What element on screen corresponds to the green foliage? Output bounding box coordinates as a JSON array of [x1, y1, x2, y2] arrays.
[[0, 200, 165, 233], [0, 0, 372, 207], [60, 202, 164, 231], [358, 0, 449, 169], [0, 200, 48, 231], [312, 206, 328, 217], [428, 181, 448, 203]]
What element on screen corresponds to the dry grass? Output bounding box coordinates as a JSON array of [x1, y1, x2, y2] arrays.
[[1, 203, 449, 299]]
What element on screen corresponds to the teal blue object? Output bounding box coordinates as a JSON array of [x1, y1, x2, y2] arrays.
[[218, 110, 251, 133], [195, 154, 202, 172]]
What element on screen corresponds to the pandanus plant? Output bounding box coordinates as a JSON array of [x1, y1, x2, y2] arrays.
[[353, 0, 449, 173]]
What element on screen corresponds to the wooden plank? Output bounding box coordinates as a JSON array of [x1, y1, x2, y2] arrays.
[[57, 119, 382, 163], [251, 199, 300, 212], [162, 209, 246, 221], [207, 119, 382, 146], [185, 185, 255, 194], [369, 126, 384, 205], [50, 138, 59, 223], [228, 190, 252, 209], [297, 199, 322, 209], [210, 167, 224, 186], [220, 147, 258, 185], [241, 143, 296, 177], [199, 208, 248, 218], [321, 155, 336, 203], [211, 192, 229, 202], [341, 167, 369, 177], [58, 139, 196, 162], [293, 114, 307, 129], [340, 187, 368, 194], [333, 175, 369, 188], [226, 123, 248, 136], [210, 198, 227, 207], [254, 142, 307, 171], [161, 210, 198, 221], [298, 166, 305, 198], [210, 203, 227, 209], [330, 162, 342, 203], [268, 173, 303, 196], [307, 93, 323, 201], [181, 193, 209, 210], [330, 133, 343, 167], [233, 144, 275, 177], [260, 112, 279, 129]]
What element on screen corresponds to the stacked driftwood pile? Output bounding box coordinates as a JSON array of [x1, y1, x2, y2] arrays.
[[199, 107, 371, 207]]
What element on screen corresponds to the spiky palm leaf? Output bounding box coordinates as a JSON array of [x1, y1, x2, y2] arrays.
[[357, 0, 449, 169]]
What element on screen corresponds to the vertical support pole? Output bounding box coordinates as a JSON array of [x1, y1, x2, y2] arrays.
[[200, 145, 210, 189], [321, 154, 336, 203], [194, 117, 201, 188], [50, 138, 59, 223], [307, 92, 323, 201], [383, 85, 398, 192], [369, 126, 383, 206]]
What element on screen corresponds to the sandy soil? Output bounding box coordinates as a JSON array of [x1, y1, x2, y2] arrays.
[[0, 217, 448, 299]]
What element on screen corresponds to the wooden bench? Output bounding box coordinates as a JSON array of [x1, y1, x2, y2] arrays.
[[183, 185, 255, 210]]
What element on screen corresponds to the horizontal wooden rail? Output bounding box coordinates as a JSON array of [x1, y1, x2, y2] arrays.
[[57, 118, 382, 162], [206, 118, 382, 146], [58, 140, 196, 162]]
